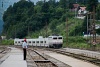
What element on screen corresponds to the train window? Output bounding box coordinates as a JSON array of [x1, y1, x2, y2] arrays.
[[18, 41, 20, 43], [58, 37, 62, 39], [44, 41, 46, 43], [53, 37, 57, 39], [37, 41, 39, 43], [15, 41, 17, 43], [29, 41, 31, 43], [22, 41, 24, 42], [40, 41, 43, 43], [33, 41, 35, 43]]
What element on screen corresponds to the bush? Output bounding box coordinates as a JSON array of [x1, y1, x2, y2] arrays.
[[1, 39, 14, 45], [68, 36, 86, 43]]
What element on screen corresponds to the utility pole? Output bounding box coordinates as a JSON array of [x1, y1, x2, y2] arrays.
[[45, 21, 48, 37], [28, 25, 29, 37], [89, 6, 96, 47], [89, 13, 92, 44], [15, 27, 16, 38], [92, 6, 96, 44], [87, 13, 88, 39], [66, 18, 68, 47]]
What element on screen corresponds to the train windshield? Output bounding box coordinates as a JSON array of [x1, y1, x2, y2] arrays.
[[53, 37, 57, 39], [58, 37, 62, 39]]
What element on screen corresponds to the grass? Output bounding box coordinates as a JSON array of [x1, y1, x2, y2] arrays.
[[0, 39, 14, 45], [63, 36, 100, 51]]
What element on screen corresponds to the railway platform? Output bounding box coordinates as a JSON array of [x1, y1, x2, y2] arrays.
[[0, 47, 27, 67], [63, 48, 100, 59], [45, 51, 99, 67]]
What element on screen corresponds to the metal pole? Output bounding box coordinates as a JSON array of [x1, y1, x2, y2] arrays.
[[45, 21, 47, 37], [90, 13, 92, 44], [66, 18, 68, 47], [87, 14, 88, 39], [15, 27, 16, 38], [28, 25, 29, 37], [92, 6, 96, 43]]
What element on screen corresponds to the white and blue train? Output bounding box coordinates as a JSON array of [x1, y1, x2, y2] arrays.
[[14, 36, 63, 48]]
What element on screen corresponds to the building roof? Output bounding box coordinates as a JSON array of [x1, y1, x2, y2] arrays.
[[73, 4, 80, 8], [80, 7, 86, 11]]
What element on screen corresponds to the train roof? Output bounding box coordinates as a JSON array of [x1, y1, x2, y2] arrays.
[[48, 35, 63, 37]]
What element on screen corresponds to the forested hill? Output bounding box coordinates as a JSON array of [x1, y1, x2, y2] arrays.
[[2, 0, 70, 38], [2, 0, 44, 38], [2, 0, 100, 39]]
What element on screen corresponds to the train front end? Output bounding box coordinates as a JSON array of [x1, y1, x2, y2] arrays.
[[48, 36, 63, 48]]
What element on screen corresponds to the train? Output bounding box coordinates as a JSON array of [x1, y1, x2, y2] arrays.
[[14, 36, 63, 48]]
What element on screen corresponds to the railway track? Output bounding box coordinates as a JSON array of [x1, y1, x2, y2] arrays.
[[0, 46, 11, 58], [47, 48, 100, 66], [0, 46, 11, 64], [27, 48, 70, 67]]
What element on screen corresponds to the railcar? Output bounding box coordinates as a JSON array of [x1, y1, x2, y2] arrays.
[[48, 36, 63, 48], [14, 36, 63, 48]]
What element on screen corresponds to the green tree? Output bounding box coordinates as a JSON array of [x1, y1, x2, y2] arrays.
[[41, 2, 49, 13], [2, 0, 35, 38], [55, 7, 64, 19], [48, 0, 56, 7], [96, 4, 100, 20], [59, 0, 67, 9], [87, 0, 98, 12], [36, 1, 44, 6], [34, 5, 42, 13]]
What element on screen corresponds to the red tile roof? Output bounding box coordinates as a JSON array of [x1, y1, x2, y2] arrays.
[[80, 7, 86, 11], [73, 4, 80, 8]]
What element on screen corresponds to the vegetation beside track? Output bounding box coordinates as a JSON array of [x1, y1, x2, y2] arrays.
[[63, 36, 100, 51], [0, 39, 14, 45]]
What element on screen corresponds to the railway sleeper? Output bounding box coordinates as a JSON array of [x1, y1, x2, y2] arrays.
[[34, 60, 58, 67], [33, 50, 48, 60]]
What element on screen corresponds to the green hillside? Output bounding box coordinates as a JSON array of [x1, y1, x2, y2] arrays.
[[2, 0, 85, 38], [1, 0, 100, 48]]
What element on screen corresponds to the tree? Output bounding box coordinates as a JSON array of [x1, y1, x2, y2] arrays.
[[48, 0, 56, 7], [59, 0, 67, 9], [36, 1, 44, 6], [41, 2, 50, 22], [87, 0, 98, 12], [41, 2, 49, 13], [55, 7, 64, 19], [96, 4, 100, 20]]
